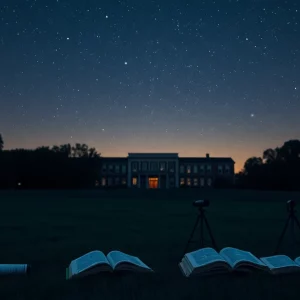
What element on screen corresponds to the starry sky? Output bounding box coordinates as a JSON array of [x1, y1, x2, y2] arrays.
[[0, 0, 299, 172]]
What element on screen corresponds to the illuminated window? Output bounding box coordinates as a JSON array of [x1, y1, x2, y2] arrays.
[[180, 178, 185, 186], [160, 162, 166, 171], [180, 165, 185, 173], [187, 165, 191, 174], [132, 177, 137, 186], [115, 165, 120, 173], [193, 165, 198, 173], [193, 178, 198, 186], [187, 178, 191, 186], [101, 178, 106, 186], [200, 178, 205, 187]]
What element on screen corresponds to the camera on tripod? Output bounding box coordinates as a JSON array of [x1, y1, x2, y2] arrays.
[[193, 199, 210, 208], [286, 200, 296, 212]]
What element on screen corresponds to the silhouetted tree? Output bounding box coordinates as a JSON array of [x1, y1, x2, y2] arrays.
[[263, 148, 279, 164], [0, 142, 101, 189], [238, 139, 300, 191], [0, 134, 3, 151], [72, 143, 88, 157], [243, 157, 263, 175], [88, 147, 100, 158]]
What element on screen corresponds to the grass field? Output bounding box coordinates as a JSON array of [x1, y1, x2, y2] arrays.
[[1, 188, 300, 300]]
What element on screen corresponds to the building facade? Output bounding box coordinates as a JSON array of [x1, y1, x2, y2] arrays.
[[99, 153, 235, 189]]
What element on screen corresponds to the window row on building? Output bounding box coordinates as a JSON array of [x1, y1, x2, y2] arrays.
[[180, 177, 213, 187], [100, 176, 215, 188], [101, 177, 127, 186], [102, 162, 232, 175], [131, 161, 175, 172], [180, 164, 231, 175], [102, 164, 127, 173]]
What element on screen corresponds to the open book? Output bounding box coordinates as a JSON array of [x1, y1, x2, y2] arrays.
[[179, 247, 300, 277], [66, 250, 153, 279]]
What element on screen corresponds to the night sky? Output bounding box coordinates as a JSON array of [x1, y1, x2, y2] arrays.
[[0, 1, 299, 171]]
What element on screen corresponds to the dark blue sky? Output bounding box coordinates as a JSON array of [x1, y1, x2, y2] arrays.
[[0, 0, 299, 171]]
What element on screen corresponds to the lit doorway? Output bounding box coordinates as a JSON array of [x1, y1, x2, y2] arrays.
[[148, 177, 159, 189]]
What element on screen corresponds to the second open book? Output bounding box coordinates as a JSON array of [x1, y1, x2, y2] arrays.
[[179, 247, 300, 277], [66, 250, 153, 279]]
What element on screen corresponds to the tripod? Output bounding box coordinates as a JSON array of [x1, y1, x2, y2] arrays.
[[274, 205, 300, 254], [182, 206, 218, 257]]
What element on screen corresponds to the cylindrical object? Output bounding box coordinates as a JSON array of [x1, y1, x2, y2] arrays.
[[0, 264, 31, 275]]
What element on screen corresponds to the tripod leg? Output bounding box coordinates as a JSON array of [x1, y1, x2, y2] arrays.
[[183, 215, 200, 257], [200, 211, 204, 248], [291, 216, 295, 245], [293, 215, 300, 232], [274, 215, 291, 254], [203, 214, 219, 251]]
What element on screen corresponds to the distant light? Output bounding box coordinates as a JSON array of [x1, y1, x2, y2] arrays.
[[18, 182, 21, 186], [102, 129, 105, 131], [250, 113, 255, 117], [124, 61, 128, 65], [295, 87, 297, 90], [66, 37, 70, 40], [106, 15, 108, 19], [124, 106, 127, 109]]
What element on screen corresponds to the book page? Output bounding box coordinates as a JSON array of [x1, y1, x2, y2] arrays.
[[185, 248, 227, 269], [70, 250, 109, 275], [260, 255, 299, 270], [220, 247, 266, 269], [107, 251, 152, 270]]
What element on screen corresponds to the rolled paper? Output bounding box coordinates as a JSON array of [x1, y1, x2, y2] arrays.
[[0, 264, 31, 275]]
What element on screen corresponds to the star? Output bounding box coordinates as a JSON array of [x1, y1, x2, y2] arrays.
[[124, 62, 128, 65], [250, 113, 255, 118]]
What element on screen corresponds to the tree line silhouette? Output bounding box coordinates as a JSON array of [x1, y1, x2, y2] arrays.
[[0, 134, 299, 190], [0, 134, 100, 189], [236, 139, 300, 191]]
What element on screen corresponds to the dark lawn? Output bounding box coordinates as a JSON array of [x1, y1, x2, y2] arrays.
[[0, 188, 300, 300]]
